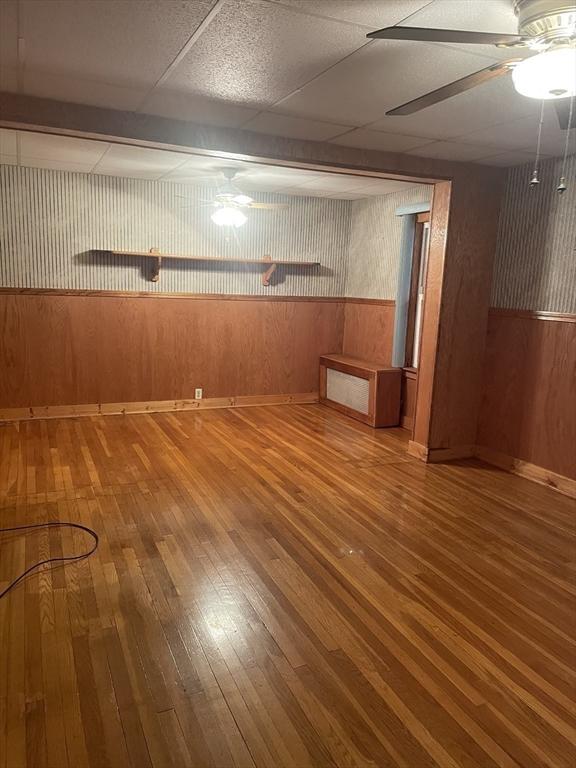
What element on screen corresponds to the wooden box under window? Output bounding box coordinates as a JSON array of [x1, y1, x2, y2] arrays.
[[319, 354, 402, 428]]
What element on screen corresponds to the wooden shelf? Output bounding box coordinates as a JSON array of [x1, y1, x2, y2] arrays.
[[109, 249, 321, 285]]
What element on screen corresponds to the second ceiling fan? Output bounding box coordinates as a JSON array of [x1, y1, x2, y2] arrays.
[[180, 167, 289, 228]]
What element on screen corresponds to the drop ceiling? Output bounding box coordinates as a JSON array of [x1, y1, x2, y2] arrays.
[[0, 129, 427, 199], [1, 0, 574, 166]]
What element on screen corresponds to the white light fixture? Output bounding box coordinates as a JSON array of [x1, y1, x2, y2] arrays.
[[232, 194, 254, 205], [512, 47, 576, 100], [211, 205, 247, 227]]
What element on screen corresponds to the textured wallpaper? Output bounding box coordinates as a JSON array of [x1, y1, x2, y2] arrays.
[[345, 185, 433, 299], [0, 165, 352, 296], [492, 154, 576, 313], [0, 165, 438, 300]]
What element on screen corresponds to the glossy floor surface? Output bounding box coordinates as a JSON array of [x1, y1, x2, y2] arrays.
[[1, 405, 575, 768]]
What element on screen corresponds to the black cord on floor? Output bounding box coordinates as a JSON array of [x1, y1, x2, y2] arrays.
[[0, 522, 99, 600]]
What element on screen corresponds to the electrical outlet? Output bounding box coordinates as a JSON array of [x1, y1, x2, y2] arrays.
[[195, 388, 203, 400]]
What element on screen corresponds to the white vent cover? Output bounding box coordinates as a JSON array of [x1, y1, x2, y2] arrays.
[[326, 368, 369, 414]]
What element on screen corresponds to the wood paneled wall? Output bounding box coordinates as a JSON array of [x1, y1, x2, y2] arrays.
[[401, 369, 417, 431], [0, 292, 344, 408], [477, 310, 576, 480], [341, 300, 395, 364]]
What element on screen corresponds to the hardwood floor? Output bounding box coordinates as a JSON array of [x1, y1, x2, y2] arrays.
[[0, 404, 574, 768]]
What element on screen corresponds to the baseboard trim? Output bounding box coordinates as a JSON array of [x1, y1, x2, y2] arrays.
[[0, 393, 319, 423], [475, 446, 576, 499], [408, 441, 575, 497]]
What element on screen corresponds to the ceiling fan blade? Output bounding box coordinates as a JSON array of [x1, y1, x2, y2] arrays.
[[248, 202, 290, 210], [367, 26, 527, 45], [386, 61, 518, 116], [555, 98, 576, 130]]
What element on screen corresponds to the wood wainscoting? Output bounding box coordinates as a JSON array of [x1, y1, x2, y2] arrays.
[[0, 291, 403, 421], [476, 308, 576, 490], [0, 290, 343, 412], [342, 299, 395, 364], [400, 367, 417, 431]]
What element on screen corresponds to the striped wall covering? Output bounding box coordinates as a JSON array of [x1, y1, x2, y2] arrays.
[[492, 154, 576, 314], [345, 185, 433, 299], [0, 165, 352, 296]]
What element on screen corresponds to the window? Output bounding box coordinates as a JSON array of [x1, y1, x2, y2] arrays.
[[405, 212, 430, 369]]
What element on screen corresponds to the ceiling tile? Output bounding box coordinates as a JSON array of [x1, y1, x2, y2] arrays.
[[475, 150, 549, 167], [162, 0, 366, 107], [162, 157, 254, 183], [369, 75, 539, 139], [287, 173, 373, 194], [233, 167, 325, 189], [20, 0, 218, 88], [0, 129, 18, 156], [141, 90, 259, 127], [283, 187, 330, 198], [458, 107, 576, 156], [8, 129, 432, 199], [19, 157, 98, 173], [352, 180, 425, 195], [405, 0, 517, 34], [407, 141, 499, 161], [275, 38, 510, 126], [94, 144, 190, 178], [265, 0, 432, 28], [243, 112, 351, 140], [0, 154, 18, 166], [23, 70, 147, 111], [403, 0, 528, 63], [331, 128, 432, 152], [19, 132, 110, 164]]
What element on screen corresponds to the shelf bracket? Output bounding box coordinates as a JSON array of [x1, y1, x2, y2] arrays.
[[149, 248, 162, 282], [261, 255, 277, 286]]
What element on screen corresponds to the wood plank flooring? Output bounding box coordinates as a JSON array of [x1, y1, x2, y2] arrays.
[[0, 404, 575, 768]]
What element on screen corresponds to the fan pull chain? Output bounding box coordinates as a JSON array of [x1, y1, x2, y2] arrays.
[[530, 100, 545, 187], [557, 94, 574, 195]]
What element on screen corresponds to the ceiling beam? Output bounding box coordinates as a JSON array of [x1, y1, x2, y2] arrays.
[[0, 91, 468, 184]]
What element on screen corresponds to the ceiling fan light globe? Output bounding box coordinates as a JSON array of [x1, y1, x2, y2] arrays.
[[233, 194, 254, 205], [211, 206, 248, 227], [511, 47, 576, 99]]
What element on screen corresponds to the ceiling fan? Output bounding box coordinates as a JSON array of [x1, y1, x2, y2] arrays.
[[368, 0, 576, 129], [198, 167, 289, 228]]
